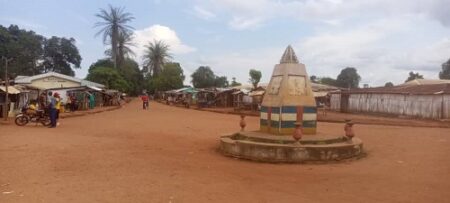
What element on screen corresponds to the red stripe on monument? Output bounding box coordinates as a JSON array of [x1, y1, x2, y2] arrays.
[[297, 106, 303, 122]]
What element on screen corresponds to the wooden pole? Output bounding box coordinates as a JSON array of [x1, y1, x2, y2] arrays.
[[2, 57, 13, 121]]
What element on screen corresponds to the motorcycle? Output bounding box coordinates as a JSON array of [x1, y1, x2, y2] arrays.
[[15, 106, 51, 126]]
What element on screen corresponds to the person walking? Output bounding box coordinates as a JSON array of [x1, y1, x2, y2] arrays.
[[140, 93, 149, 110], [47, 91, 57, 128]]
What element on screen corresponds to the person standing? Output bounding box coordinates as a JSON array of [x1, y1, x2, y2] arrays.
[[47, 91, 57, 128], [54, 92, 61, 126], [89, 93, 95, 109]]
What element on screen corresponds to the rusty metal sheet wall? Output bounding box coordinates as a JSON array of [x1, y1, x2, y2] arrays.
[[330, 94, 340, 110], [331, 93, 450, 119]]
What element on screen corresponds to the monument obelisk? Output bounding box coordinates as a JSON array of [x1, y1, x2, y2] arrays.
[[260, 45, 317, 135]]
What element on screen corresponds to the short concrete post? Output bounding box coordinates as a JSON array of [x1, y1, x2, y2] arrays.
[[239, 115, 246, 131], [344, 120, 355, 141]]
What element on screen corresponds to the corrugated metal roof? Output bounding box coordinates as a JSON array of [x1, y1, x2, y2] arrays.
[[332, 83, 450, 95], [15, 72, 105, 88], [0, 86, 21, 94]]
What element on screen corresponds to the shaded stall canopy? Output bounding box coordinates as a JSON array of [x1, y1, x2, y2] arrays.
[[0, 85, 31, 117], [330, 82, 450, 119], [0, 86, 21, 94], [164, 87, 199, 105], [196, 89, 216, 108], [311, 83, 341, 107], [47, 86, 112, 110], [215, 88, 237, 107]]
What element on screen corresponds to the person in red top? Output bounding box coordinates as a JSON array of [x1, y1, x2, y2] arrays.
[[140, 93, 149, 110]]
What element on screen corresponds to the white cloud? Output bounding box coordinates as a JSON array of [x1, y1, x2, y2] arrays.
[[195, 0, 450, 30], [228, 16, 264, 30], [132, 25, 196, 62], [192, 6, 216, 20], [296, 16, 450, 86]]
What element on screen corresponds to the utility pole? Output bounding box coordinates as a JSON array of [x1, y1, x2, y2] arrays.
[[2, 56, 13, 121]]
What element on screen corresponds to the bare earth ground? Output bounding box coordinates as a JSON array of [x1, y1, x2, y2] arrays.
[[1, 99, 450, 203]]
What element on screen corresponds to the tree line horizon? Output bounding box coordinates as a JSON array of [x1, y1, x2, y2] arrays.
[[2, 5, 450, 95]]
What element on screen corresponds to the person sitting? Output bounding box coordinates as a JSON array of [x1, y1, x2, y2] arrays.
[[26, 100, 38, 117]]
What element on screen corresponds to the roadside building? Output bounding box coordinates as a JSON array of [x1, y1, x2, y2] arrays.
[[330, 79, 450, 120], [15, 72, 105, 90]]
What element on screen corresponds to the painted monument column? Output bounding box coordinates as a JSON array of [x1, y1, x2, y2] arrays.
[[260, 45, 317, 135]]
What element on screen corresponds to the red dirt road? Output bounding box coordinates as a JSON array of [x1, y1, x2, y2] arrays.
[[1, 100, 450, 202]]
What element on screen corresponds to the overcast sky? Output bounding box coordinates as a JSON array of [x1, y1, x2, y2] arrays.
[[1, 0, 450, 86]]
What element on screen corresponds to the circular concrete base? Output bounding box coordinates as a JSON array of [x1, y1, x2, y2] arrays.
[[220, 131, 363, 163]]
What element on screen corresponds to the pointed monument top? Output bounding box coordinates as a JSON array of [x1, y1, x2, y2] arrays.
[[280, 45, 299, 64]]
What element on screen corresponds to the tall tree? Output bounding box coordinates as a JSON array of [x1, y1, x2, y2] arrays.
[[142, 40, 172, 77], [118, 58, 144, 96], [89, 58, 143, 95], [41, 36, 82, 76], [150, 62, 185, 92], [405, 71, 424, 82], [249, 69, 262, 89], [310, 75, 317, 83], [439, 59, 450, 79], [384, 82, 394, 87], [0, 25, 44, 77], [336, 67, 361, 88], [104, 31, 135, 68], [318, 77, 337, 86], [95, 5, 134, 69], [214, 76, 229, 88], [191, 66, 216, 88], [86, 67, 129, 92]]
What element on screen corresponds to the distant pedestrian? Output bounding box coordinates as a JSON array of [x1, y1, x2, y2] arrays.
[[140, 93, 149, 109], [47, 91, 57, 128], [89, 93, 95, 109], [54, 92, 61, 126]]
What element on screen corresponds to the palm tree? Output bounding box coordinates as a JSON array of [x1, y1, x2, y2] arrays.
[[142, 40, 172, 77], [94, 5, 134, 69], [104, 31, 135, 67]]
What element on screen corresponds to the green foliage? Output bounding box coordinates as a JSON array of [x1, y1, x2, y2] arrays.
[[149, 62, 185, 92], [142, 40, 172, 77], [118, 59, 144, 96], [86, 67, 129, 92], [0, 25, 45, 78], [439, 59, 450, 79], [384, 82, 394, 87], [88, 59, 114, 73], [249, 69, 262, 89], [215, 76, 229, 88], [190, 66, 228, 88], [231, 77, 242, 87], [0, 24, 80, 78], [310, 75, 317, 83], [42, 36, 82, 76], [89, 58, 144, 95], [405, 71, 424, 82], [336, 67, 361, 88], [191, 66, 216, 88], [104, 32, 135, 68], [318, 77, 337, 86], [95, 5, 134, 69]]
